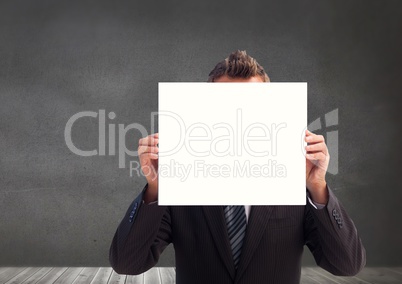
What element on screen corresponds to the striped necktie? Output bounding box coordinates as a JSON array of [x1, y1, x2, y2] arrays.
[[224, 205, 247, 269]]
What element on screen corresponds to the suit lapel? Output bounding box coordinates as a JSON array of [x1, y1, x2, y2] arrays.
[[202, 206, 236, 280], [235, 206, 274, 282]]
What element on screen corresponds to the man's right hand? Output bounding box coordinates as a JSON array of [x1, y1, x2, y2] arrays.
[[138, 133, 159, 203]]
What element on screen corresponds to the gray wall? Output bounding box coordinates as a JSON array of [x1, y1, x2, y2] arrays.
[[1, 0, 401, 266]]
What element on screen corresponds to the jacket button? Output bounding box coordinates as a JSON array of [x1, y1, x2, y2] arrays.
[[332, 209, 337, 216]]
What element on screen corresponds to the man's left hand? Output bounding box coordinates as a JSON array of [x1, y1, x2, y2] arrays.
[[305, 130, 330, 204]]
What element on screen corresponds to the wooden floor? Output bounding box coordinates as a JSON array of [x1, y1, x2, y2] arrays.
[[0, 267, 401, 283]]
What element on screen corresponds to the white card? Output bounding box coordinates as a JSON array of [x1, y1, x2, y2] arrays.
[[158, 82, 307, 205]]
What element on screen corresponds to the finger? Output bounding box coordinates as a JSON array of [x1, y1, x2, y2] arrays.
[[138, 146, 159, 155], [305, 134, 325, 144], [139, 136, 159, 146], [142, 133, 158, 138], [148, 133, 159, 139], [139, 136, 159, 145], [306, 152, 326, 161], [140, 153, 159, 160], [305, 143, 328, 154]]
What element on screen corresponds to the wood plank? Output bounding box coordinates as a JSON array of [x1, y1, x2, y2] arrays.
[[53, 267, 84, 284], [4, 267, 41, 284], [0, 267, 28, 283], [72, 267, 99, 284], [387, 267, 402, 275], [21, 267, 53, 284], [301, 268, 320, 284], [361, 267, 402, 282], [382, 267, 402, 278], [354, 267, 402, 284], [159, 267, 175, 284], [315, 267, 372, 284], [0, 267, 12, 277], [107, 270, 126, 284], [143, 268, 161, 284], [2, 267, 402, 284], [36, 267, 68, 284], [0, 267, 11, 275], [125, 273, 144, 284], [302, 267, 340, 284], [90, 267, 113, 284]]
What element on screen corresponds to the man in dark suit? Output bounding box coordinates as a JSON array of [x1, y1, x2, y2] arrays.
[[109, 51, 366, 284]]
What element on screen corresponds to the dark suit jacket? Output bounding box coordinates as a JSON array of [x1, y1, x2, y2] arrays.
[[109, 185, 366, 284]]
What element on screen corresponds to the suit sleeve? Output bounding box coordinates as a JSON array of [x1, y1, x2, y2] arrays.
[[109, 184, 172, 275], [304, 185, 366, 276]]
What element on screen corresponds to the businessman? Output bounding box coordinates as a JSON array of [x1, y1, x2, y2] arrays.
[[109, 50, 366, 284]]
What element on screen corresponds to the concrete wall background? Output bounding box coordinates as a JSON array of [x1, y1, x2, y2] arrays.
[[0, 0, 401, 266]]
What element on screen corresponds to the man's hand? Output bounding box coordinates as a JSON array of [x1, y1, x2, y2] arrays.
[[305, 130, 329, 204], [138, 133, 159, 203]]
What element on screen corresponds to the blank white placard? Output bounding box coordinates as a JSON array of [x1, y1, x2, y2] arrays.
[[158, 82, 307, 205]]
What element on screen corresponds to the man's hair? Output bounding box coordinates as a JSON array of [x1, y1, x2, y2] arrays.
[[208, 50, 270, 82]]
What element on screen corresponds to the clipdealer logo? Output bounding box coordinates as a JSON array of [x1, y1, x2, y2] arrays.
[[64, 108, 338, 177]]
